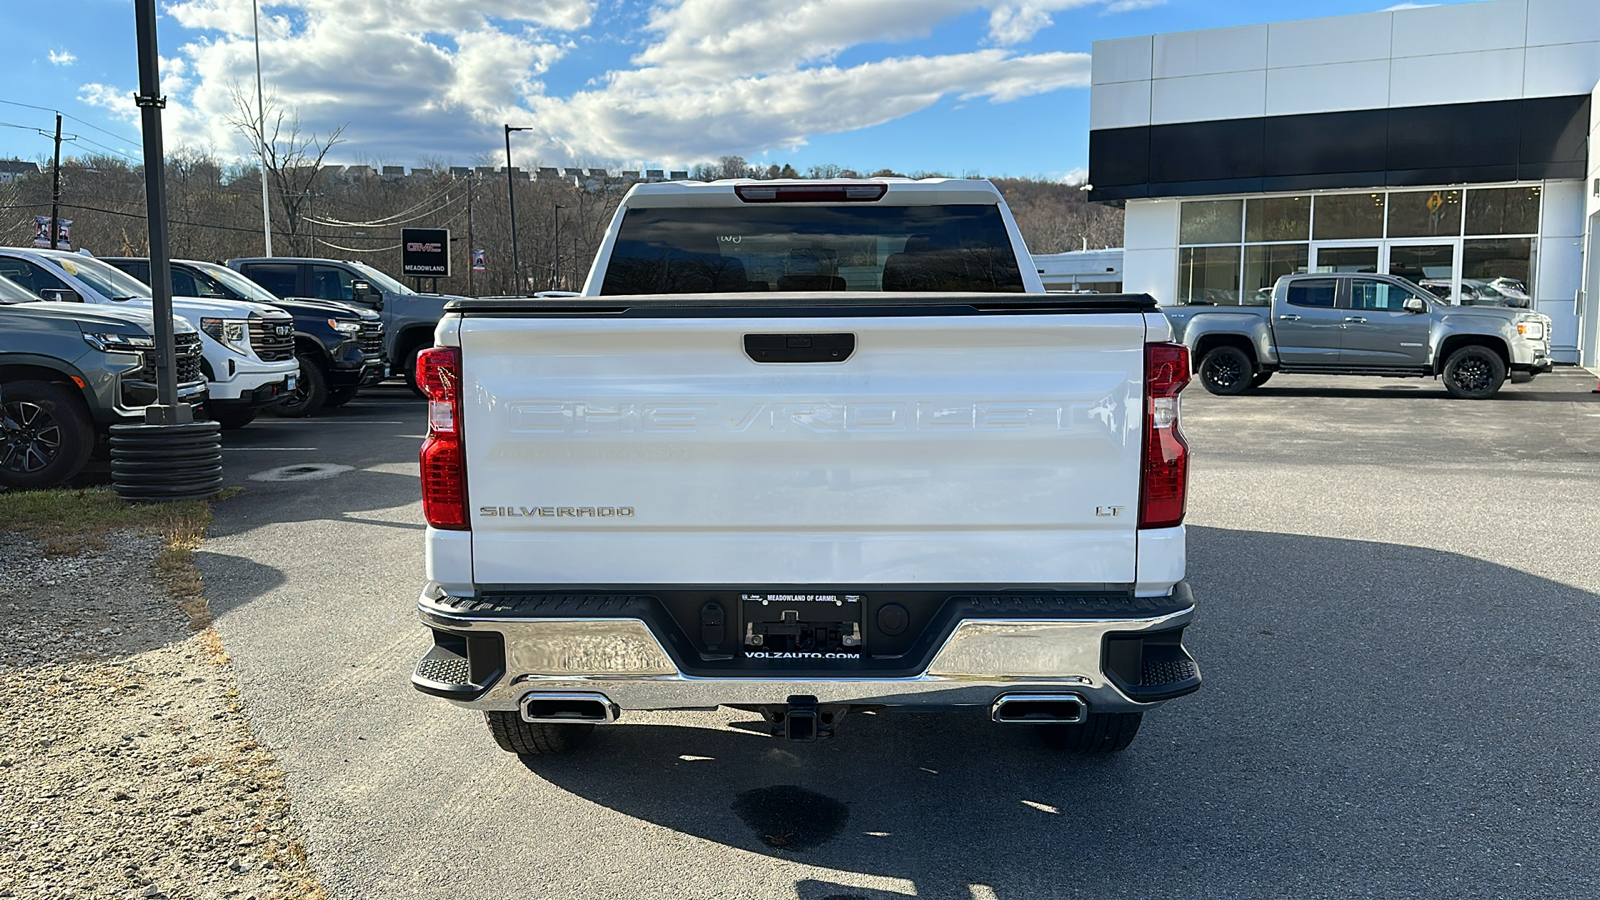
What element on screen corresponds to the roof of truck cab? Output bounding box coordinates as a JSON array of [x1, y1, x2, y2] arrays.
[[619, 178, 1008, 208]]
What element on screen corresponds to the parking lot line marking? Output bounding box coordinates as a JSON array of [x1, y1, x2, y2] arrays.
[[222, 447, 318, 451]]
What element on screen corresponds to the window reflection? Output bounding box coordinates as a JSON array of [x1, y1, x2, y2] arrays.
[[1387, 190, 1461, 238], [1313, 193, 1385, 240], [1177, 246, 1240, 305]]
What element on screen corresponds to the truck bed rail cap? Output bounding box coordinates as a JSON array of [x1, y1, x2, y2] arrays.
[[444, 291, 1158, 317]]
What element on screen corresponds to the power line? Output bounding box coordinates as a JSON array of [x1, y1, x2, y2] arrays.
[[0, 99, 141, 147]]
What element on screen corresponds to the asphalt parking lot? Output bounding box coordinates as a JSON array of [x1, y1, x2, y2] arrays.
[[198, 371, 1600, 900]]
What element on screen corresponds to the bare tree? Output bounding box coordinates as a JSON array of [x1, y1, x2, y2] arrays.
[[226, 84, 346, 255]]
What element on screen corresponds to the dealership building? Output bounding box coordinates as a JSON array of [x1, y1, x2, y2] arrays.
[[1088, 0, 1600, 366]]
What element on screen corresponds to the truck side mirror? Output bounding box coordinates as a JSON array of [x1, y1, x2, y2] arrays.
[[1403, 297, 1426, 313], [351, 279, 384, 311], [40, 288, 81, 303]]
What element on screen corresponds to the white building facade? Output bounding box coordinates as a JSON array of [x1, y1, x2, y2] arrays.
[[1089, 0, 1600, 366]]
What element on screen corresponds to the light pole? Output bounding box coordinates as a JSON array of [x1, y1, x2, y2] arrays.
[[504, 124, 531, 295], [251, 0, 272, 255], [552, 203, 565, 290]]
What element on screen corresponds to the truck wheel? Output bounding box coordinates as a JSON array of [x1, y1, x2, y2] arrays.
[[1198, 346, 1255, 395], [401, 346, 424, 397], [485, 711, 594, 756], [0, 380, 94, 490], [322, 387, 358, 409], [1037, 712, 1142, 753], [270, 358, 327, 418], [209, 408, 259, 430], [1250, 371, 1273, 388], [1441, 346, 1506, 399]]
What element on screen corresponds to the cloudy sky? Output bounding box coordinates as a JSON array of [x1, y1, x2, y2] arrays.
[[5, 0, 1465, 179]]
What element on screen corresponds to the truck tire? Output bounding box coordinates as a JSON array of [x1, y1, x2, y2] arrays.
[[0, 380, 95, 491], [484, 711, 594, 756], [401, 345, 424, 397], [1198, 346, 1255, 395], [1037, 712, 1142, 753], [209, 407, 259, 430], [1441, 345, 1506, 399], [322, 387, 358, 409], [270, 358, 327, 418]]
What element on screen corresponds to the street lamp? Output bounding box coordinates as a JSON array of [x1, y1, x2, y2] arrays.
[[552, 203, 565, 290], [251, 0, 272, 255], [504, 124, 531, 295]]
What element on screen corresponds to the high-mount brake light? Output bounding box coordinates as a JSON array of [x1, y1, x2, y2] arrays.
[[734, 183, 888, 203], [417, 347, 468, 530], [1139, 342, 1190, 529]]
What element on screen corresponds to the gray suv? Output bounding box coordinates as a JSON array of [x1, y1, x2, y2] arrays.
[[225, 257, 461, 393], [1, 275, 207, 489]]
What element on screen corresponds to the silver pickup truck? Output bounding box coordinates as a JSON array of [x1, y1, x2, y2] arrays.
[[1165, 272, 1552, 399]]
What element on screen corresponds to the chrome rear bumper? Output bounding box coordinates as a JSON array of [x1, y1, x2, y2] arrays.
[[414, 598, 1198, 716]]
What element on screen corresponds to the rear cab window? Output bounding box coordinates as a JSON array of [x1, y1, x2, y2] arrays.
[[1283, 279, 1338, 308], [600, 204, 1026, 295], [240, 264, 299, 298]]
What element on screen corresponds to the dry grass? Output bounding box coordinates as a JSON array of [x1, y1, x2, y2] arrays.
[[0, 485, 234, 627]]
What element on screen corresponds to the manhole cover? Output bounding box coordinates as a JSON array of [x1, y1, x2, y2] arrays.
[[249, 463, 354, 483]]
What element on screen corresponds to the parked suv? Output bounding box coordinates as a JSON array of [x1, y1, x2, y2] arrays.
[[225, 257, 462, 394], [2, 275, 207, 489], [103, 258, 385, 417], [0, 248, 299, 428]]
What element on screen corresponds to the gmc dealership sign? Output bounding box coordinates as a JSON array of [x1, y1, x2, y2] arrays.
[[402, 228, 450, 277]]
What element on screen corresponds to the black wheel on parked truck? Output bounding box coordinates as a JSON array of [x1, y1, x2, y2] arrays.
[[1441, 345, 1506, 399], [1037, 712, 1143, 753], [0, 380, 94, 490], [1198, 346, 1255, 395], [401, 345, 424, 397], [322, 387, 358, 409], [485, 711, 594, 756], [270, 356, 327, 418]]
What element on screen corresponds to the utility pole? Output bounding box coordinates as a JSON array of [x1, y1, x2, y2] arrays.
[[49, 113, 62, 249], [465, 173, 476, 296], [552, 202, 564, 291], [504, 124, 530, 295]]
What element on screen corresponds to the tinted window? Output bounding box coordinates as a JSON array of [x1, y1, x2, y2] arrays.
[[310, 265, 355, 302], [241, 264, 299, 298], [0, 274, 38, 303], [1348, 280, 1415, 311], [0, 258, 70, 296], [600, 204, 1024, 295], [1284, 279, 1337, 308]]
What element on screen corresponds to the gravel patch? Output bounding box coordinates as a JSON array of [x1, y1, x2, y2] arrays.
[[0, 531, 324, 900]]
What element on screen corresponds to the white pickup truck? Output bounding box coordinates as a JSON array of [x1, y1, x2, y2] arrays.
[[410, 180, 1200, 756]]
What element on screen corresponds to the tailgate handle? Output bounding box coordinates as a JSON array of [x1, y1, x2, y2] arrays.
[[744, 333, 855, 363]]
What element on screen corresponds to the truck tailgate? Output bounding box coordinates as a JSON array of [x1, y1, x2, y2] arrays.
[[459, 309, 1149, 586]]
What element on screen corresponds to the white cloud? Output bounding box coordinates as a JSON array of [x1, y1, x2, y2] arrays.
[[1104, 0, 1165, 12], [131, 0, 1110, 167], [1382, 3, 1438, 9], [49, 49, 77, 66]]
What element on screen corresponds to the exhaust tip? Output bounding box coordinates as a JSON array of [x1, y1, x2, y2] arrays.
[[991, 693, 1087, 725], [520, 692, 619, 724]]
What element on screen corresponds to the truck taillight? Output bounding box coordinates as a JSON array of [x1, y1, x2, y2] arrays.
[[417, 347, 468, 530], [1139, 343, 1190, 529]]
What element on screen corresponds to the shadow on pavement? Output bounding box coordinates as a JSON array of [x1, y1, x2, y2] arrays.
[[203, 466, 424, 540], [518, 526, 1600, 900]]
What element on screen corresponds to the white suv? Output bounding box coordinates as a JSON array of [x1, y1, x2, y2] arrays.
[[0, 248, 300, 428]]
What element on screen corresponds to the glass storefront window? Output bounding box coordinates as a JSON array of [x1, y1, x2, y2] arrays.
[[1465, 187, 1541, 236], [1179, 200, 1243, 245], [1387, 244, 1455, 287], [1461, 238, 1534, 307], [1387, 190, 1461, 238], [1244, 196, 1310, 242], [1243, 244, 1308, 306], [1313, 193, 1385, 240], [1177, 246, 1241, 305]]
